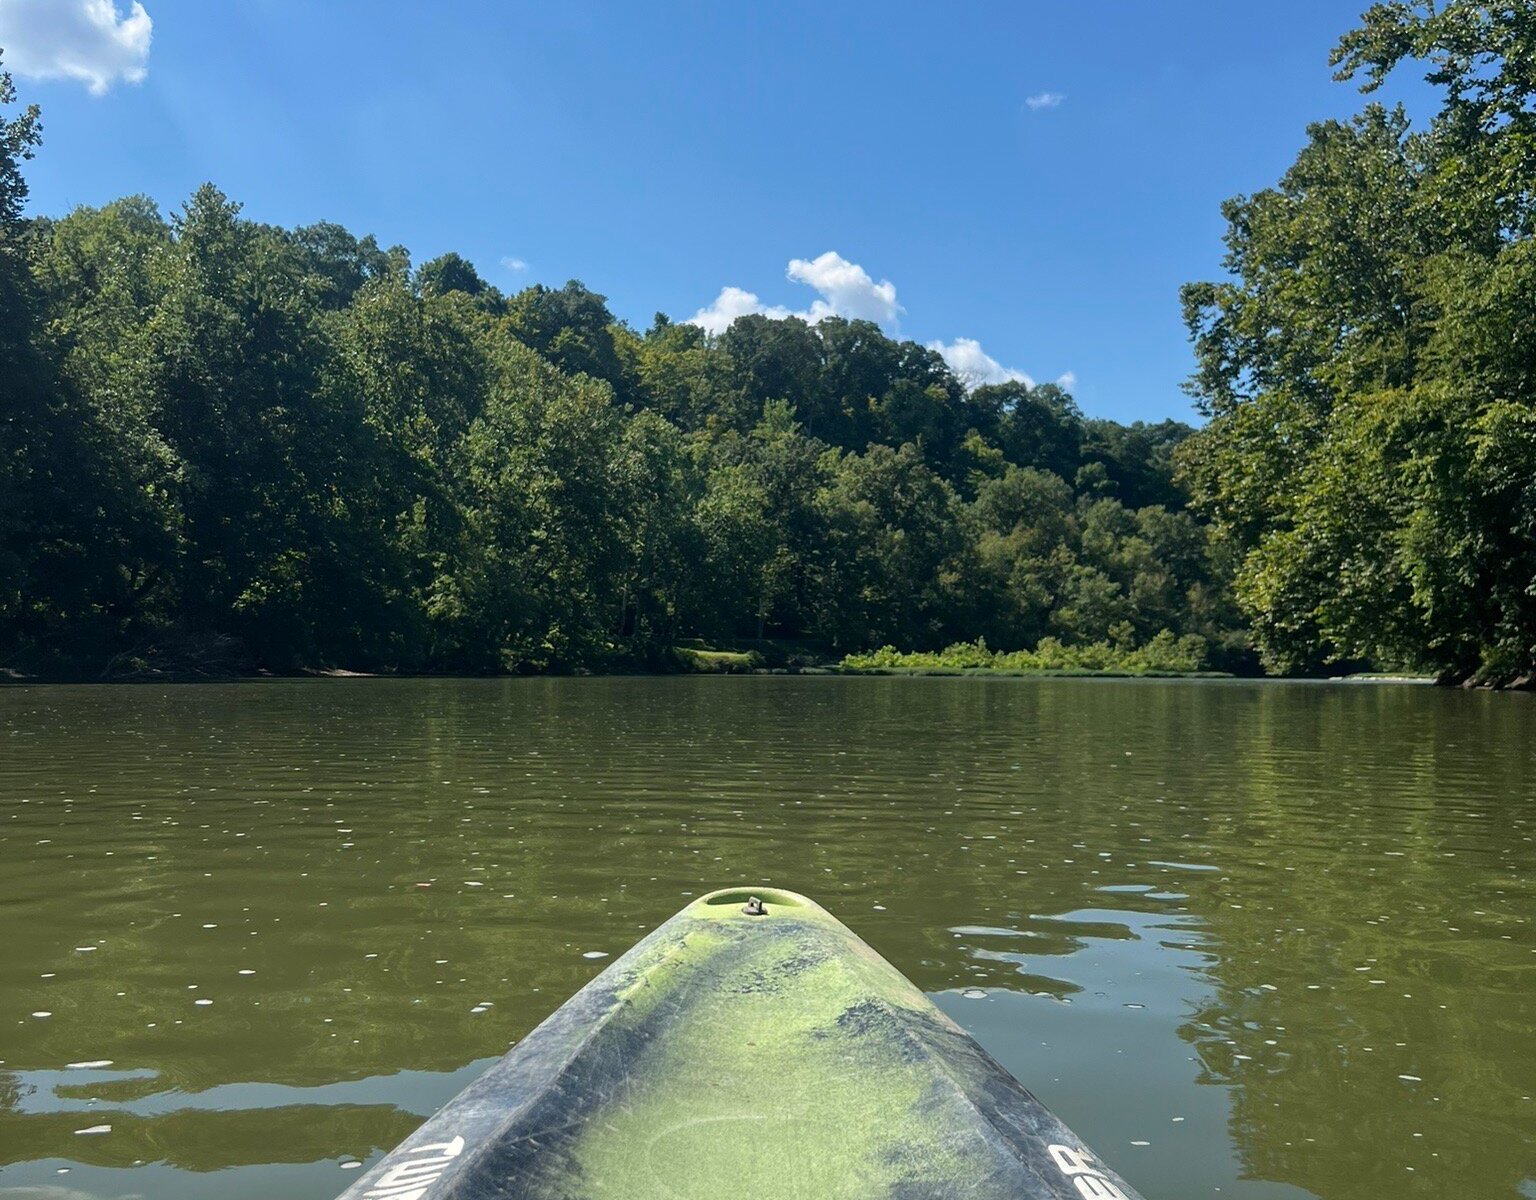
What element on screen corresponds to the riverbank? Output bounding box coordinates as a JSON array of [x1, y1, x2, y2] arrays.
[[6, 659, 1448, 687], [1, 660, 1232, 684], [0, 633, 1453, 687]]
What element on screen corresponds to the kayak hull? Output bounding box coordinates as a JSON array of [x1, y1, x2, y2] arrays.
[[336, 887, 1145, 1200]]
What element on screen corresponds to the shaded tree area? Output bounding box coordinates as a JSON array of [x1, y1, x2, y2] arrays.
[[1181, 1, 1536, 685], [0, 58, 1239, 678]]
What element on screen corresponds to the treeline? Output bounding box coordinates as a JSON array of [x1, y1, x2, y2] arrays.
[[19, 3, 1536, 686], [0, 72, 1238, 676], [1180, 1, 1536, 686], [0, 65, 1247, 680]]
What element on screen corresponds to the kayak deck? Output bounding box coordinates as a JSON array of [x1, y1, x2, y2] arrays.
[[337, 887, 1143, 1200]]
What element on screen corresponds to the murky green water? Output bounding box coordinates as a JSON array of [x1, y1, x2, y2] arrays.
[[1, 677, 1533, 1199]]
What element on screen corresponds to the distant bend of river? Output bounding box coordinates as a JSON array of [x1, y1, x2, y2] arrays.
[[1, 676, 1532, 1200]]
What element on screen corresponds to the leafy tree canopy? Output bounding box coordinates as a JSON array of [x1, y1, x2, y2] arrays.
[[1181, 0, 1536, 683], [0, 61, 1235, 679]]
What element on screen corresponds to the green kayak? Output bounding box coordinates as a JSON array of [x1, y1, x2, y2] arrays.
[[335, 887, 1145, 1200]]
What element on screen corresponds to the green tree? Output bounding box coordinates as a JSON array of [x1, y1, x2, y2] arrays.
[[505, 280, 631, 399], [634, 316, 751, 431], [816, 442, 970, 650], [417, 252, 501, 310], [698, 402, 834, 641], [1180, 2, 1536, 680], [0, 60, 174, 670], [290, 220, 408, 310], [0, 47, 1242, 677], [611, 411, 704, 654], [117, 186, 386, 667], [968, 466, 1077, 648], [431, 341, 630, 670]]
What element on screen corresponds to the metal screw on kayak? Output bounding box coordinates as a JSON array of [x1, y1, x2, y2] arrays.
[[742, 896, 766, 916]]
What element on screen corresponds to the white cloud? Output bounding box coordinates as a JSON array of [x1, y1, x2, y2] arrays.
[[688, 251, 901, 335], [689, 285, 792, 335], [928, 337, 1034, 389], [0, 0, 153, 96], [1055, 369, 1077, 390], [786, 251, 902, 325], [689, 252, 1071, 394], [500, 256, 528, 272], [1025, 91, 1064, 111]]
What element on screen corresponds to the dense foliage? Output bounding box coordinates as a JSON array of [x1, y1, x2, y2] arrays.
[[0, 57, 1238, 678], [843, 631, 1211, 676], [1181, 1, 1536, 684]]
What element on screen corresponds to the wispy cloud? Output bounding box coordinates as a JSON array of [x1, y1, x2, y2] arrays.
[[1024, 91, 1064, 111], [0, 0, 153, 96], [500, 256, 528, 273]]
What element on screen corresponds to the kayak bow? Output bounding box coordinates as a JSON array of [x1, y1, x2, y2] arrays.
[[335, 887, 1146, 1200]]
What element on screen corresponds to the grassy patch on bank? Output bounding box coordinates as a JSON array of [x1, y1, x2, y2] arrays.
[[840, 632, 1225, 677], [671, 644, 765, 673], [671, 638, 836, 673]]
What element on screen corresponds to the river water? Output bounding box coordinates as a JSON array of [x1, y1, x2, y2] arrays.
[[1, 676, 1533, 1199]]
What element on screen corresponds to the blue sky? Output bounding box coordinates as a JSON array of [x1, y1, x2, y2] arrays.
[[2, 1, 1432, 423]]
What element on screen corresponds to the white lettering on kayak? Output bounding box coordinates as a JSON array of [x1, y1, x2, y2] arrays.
[[1048, 1144, 1130, 1200], [362, 1135, 465, 1200]]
